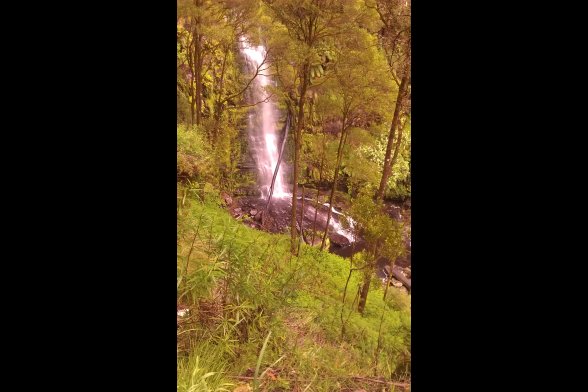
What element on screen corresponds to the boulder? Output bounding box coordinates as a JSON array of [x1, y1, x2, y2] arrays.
[[391, 279, 404, 287], [404, 267, 411, 278], [329, 232, 350, 247]]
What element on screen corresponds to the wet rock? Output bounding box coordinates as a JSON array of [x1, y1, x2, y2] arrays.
[[391, 278, 404, 287], [221, 192, 233, 206], [404, 267, 411, 278], [329, 233, 350, 247], [390, 208, 402, 221]]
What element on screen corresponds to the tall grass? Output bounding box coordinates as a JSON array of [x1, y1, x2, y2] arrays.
[[177, 341, 233, 392], [177, 195, 411, 390]]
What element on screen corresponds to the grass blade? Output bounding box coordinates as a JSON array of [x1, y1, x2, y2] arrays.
[[253, 330, 271, 391]]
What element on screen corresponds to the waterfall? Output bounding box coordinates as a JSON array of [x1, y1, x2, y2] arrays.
[[240, 38, 289, 200], [238, 36, 357, 246]]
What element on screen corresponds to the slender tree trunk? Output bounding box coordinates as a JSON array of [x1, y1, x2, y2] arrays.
[[212, 46, 230, 144], [311, 188, 320, 246], [340, 248, 356, 337], [195, 32, 203, 126], [265, 115, 291, 214], [297, 185, 305, 253], [374, 261, 394, 372], [311, 136, 325, 246], [357, 268, 372, 315], [291, 63, 309, 255], [375, 72, 409, 201], [189, 71, 196, 126], [389, 116, 405, 175], [321, 115, 348, 250], [193, 0, 204, 126], [186, 37, 196, 127], [300, 185, 305, 234]]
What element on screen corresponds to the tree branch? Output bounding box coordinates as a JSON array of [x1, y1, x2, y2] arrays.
[[222, 49, 270, 103], [229, 93, 275, 109]]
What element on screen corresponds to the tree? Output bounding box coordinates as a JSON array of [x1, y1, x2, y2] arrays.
[[177, 0, 259, 130], [177, 0, 264, 191], [349, 193, 404, 315], [375, 65, 410, 201], [367, 0, 412, 201], [318, 27, 393, 250], [263, 0, 354, 254], [177, 0, 211, 127]]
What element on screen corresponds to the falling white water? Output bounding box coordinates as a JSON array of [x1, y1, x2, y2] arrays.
[[304, 200, 357, 243], [240, 38, 289, 200], [239, 37, 356, 244], [330, 217, 356, 243]]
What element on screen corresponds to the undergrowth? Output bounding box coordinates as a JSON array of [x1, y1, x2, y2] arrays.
[[177, 192, 410, 391]]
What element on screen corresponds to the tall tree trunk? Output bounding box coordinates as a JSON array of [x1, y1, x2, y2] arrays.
[[311, 134, 325, 246], [300, 185, 305, 233], [194, 0, 203, 126], [321, 115, 347, 250], [388, 116, 405, 177], [189, 81, 196, 126], [195, 32, 203, 126], [297, 185, 305, 253], [374, 264, 392, 373], [212, 46, 230, 145], [357, 268, 372, 315], [186, 36, 196, 127], [375, 72, 409, 201], [291, 63, 309, 255], [265, 114, 291, 214]]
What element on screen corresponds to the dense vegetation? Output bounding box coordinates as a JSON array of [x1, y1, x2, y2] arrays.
[[177, 1, 411, 390]]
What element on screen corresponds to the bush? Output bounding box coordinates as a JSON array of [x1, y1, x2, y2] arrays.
[[177, 124, 212, 180]]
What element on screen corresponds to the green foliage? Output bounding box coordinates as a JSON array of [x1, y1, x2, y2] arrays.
[[177, 342, 233, 392], [177, 124, 212, 180], [176, 0, 411, 387], [350, 193, 405, 261], [359, 119, 411, 200], [177, 197, 410, 388]]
